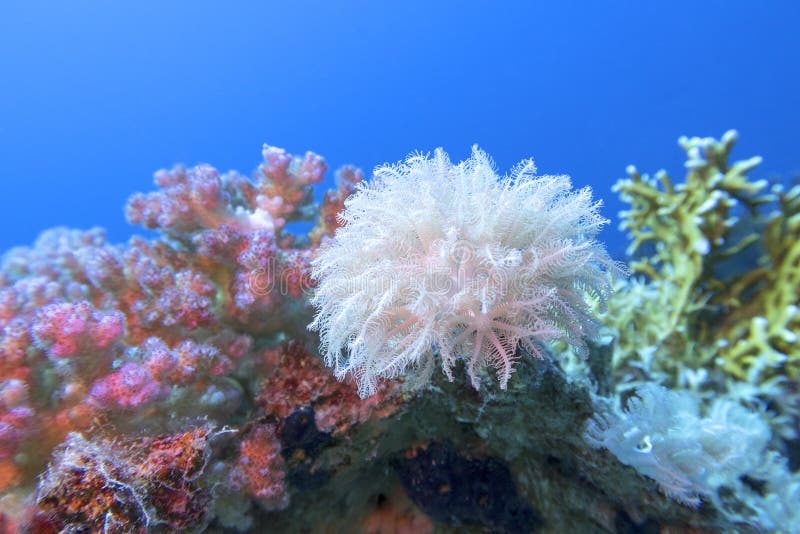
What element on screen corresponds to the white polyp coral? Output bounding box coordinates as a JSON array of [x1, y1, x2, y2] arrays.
[[584, 383, 774, 508], [309, 146, 617, 397]]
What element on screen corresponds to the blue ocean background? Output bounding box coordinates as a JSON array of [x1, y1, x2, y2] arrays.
[[0, 1, 798, 256]]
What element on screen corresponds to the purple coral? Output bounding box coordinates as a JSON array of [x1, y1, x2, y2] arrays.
[[89, 362, 169, 410], [32, 301, 125, 359], [0, 144, 362, 502]]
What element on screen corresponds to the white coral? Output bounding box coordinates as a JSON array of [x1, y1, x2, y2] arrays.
[[585, 384, 772, 507], [309, 146, 616, 397], [585, 383, 800, 530]]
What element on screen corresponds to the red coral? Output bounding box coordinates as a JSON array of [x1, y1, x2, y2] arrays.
[[31, 429, 215, 533], [0, 379, 34, 463], [31, 301, 124, 359], [140, 427, 211, 481], [32, 433, 148, 533], [309, 165, 364, 244], [257, 341, 332, 419], [136, 427, 214, 530], [232, 423, 288, 510], [256, 146, 327, 231], [88, 362, 169, 410], [126, 164, 229, 234], [122, 239, 217, 336], [0, 319, 31, 375], [0, 144, 364, 520], [279, 249, 316, 299], [257, 340, 401, 435]]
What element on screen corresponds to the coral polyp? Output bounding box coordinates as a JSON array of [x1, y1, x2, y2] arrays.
[[310, 146, 618, 396]]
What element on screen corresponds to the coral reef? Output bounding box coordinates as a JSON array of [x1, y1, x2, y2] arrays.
[[0, 137, 796, 532]]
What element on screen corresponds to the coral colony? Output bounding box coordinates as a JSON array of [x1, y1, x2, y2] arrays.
[[0, 133, 798, 532], [310, 147, 617, 396]]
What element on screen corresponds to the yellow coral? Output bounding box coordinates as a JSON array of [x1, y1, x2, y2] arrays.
[[610, 131, 799, 387], [718, 183, 800, 380]]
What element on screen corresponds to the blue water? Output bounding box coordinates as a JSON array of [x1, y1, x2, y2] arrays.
[[1, 1, 798, 255]]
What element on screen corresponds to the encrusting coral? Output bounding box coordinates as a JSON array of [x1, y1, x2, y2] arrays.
[[310, 146, 619, 397]]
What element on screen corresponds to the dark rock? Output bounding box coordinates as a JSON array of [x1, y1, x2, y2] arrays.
[[392, 441, 542, 533]]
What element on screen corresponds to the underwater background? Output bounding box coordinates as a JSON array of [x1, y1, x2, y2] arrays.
[[1, 1, 798, 254], [2, 2, 800, 533]]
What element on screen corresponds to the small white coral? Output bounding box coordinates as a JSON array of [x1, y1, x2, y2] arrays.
[[584, 384, 772, 507], [310, 146, 616, 397]]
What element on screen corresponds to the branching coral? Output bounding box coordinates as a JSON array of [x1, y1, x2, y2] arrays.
[[580, 132, 800, 529], [0, 145, 367, 528], [720, 182, 800, 381], [609, 131, 800, 387], [310, 146, 619, 397]]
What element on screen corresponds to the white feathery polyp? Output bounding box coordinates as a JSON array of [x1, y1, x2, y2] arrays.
[[309, 146, 617, 397]]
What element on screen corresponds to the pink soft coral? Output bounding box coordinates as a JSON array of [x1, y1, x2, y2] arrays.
[[310, 146, 618, 397]]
